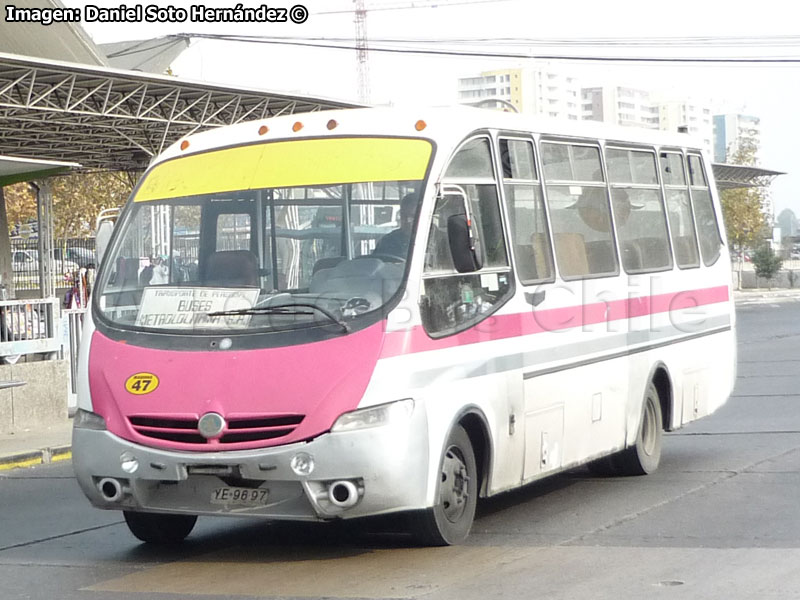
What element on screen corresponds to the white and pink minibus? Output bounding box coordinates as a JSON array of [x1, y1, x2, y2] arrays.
[[73, 107, 736, 545]]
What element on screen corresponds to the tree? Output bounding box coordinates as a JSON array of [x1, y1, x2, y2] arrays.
[[720, 187, 767, 254], [5, 171, 134, 239], [719, 134, 772, 287], [3, 182, 37, 235], [751, 244, 783, 288], [48, 171, 134, 240]]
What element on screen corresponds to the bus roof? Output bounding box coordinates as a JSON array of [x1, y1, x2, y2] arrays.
[[153, 105, 707, 169]]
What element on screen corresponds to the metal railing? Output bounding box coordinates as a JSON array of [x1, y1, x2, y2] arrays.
[[11, 238, 96, 291], [62, 308, 86, 412], [0, 298, 61, 357]]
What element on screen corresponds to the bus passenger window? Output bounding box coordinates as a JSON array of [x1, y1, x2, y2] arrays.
[[500, 138, 554, 283], [444, 138, 494, 179], [606, 148, 672, 273], [542, 142, 617, 279], [688, 154, 722, 266], [216, 213, 251, 251], [661, 152, 700, 269]]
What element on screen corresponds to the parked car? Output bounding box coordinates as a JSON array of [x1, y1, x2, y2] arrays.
[[732, 250, 751, 262], [12, 249, 79, 274], [53, 246, 96, 268]]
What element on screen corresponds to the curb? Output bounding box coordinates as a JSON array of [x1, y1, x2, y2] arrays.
[[0, 445, 72, 472]]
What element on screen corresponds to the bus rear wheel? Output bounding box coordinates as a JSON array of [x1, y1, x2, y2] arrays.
[[123, 511, 197, 544], [409, 425, 477, 546], [618, 382, 663, 475]]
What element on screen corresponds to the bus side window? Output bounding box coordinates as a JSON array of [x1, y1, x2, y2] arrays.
[[606, 147, 672, 274], [688, 154, 723, 266], [661, 151, 700, 269], [500, 137, 554, 284], [420, 137, 513, 337], [542, 142, 618, 279]]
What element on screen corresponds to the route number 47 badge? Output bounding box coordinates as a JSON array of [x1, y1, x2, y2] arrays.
[[125, 372, 160, 395]]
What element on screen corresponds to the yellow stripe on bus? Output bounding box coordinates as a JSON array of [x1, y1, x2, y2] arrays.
[[134, 137, 432, 202]]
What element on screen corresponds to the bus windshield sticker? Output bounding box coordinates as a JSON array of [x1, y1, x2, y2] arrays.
[[135, 287, 260, 330]]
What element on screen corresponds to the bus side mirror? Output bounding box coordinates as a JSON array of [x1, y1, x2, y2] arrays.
[[442, 186, 483, 273]]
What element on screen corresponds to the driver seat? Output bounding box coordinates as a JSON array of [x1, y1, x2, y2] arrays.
[[204, 250, 259, 286]]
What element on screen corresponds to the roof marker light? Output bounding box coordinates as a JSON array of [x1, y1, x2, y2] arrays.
[[180, 140, 190, 151], [258, 125, 269, 136], [292, 121, 304, 132], [327, 119, 338, 130], [415, 120, 427, 131]]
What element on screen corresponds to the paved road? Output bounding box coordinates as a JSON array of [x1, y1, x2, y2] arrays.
[[2, 300, 800, 599]]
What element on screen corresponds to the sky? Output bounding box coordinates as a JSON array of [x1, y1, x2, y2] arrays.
[[60, 0, 800, 216]]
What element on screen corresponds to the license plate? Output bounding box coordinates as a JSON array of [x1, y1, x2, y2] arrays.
[[211, 487, 269, 506]]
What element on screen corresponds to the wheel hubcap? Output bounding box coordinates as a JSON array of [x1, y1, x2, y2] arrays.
[[440, 446, 470, 523], [642, 397, 657, 456]]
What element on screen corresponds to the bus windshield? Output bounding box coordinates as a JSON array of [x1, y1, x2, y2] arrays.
[[94, 137, 433, 334]]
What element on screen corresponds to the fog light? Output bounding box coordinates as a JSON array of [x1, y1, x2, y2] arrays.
[[120, 452, 139, 474], [290, 452, 314, 476]]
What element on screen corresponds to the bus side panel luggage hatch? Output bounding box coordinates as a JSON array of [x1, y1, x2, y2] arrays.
[[522, 404, 564, 480]]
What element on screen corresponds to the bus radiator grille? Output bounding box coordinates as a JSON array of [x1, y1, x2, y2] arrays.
[[128, 414, 305, 445]]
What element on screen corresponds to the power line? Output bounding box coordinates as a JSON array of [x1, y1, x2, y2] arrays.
[[315, 0, 516, 16], [180, 33, 800, 63]]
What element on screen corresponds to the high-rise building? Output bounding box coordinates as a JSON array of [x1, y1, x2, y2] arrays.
[[713, 114, 761, 163], [457, 64, 581, 120], [458, 66, 724, 163], [657, 100, 714, 157], [581, 86, 660, 130]]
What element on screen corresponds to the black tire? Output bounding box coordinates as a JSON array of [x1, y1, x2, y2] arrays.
[[618, 382, 663, 475], [587, 454, 623, 477], [409, 425, 478, 546], [123, 511, 197, 544]]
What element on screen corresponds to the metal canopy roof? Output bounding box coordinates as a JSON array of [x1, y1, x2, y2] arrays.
[[0, 52, 359, 171], [0, 0, 108, 67], [0, 154, 80, 187], [100, 36, 191, 73], [712, 163, 785, 190], [0, 51, 783, 190]]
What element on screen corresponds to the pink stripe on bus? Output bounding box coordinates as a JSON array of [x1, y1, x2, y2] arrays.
[[380, 285, 729, 358]]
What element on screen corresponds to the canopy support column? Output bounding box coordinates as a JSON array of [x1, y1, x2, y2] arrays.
[[33, 181, 55, 299]]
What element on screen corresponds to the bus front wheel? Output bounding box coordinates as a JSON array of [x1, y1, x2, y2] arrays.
[[619, 382, 663, 475], [123, 511, 197, 544], [409, 424, 478, 546]]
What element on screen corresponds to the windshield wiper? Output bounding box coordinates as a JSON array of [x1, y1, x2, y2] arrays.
[[207, 302, 349, 333]]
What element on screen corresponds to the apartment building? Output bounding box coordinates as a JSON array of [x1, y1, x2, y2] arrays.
[[457, 66, 734, 161], [582, 86, 660, 129], [713, 113, 761, 163], [659, 100, 714, 157], [457, 64, 581, 120]]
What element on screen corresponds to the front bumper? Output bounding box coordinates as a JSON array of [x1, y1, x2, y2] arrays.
[[72, 408, 431, 521]]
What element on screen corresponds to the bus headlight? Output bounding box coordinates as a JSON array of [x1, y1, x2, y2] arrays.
[[73, 409, 107, 430], [331, 399, 414, 433]]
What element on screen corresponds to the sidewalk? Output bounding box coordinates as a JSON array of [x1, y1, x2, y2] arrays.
[[0, 419, 72, 472], [733, 287, 800, 304]]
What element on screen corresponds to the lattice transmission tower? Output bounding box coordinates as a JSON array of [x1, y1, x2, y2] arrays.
[[353, 0, 371, 104]]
